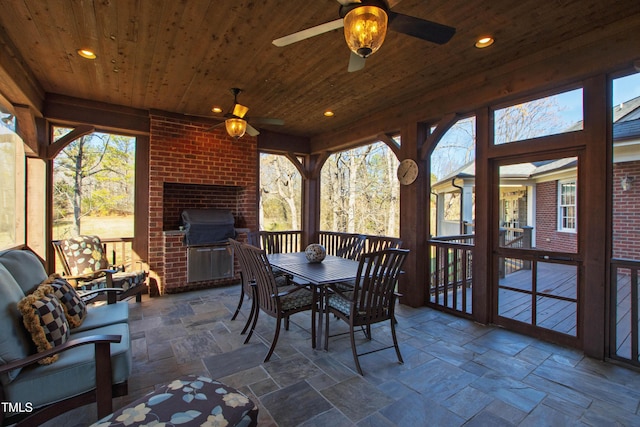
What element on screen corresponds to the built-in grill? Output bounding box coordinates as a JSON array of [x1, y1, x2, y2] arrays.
[[181, 209, 237, 283]]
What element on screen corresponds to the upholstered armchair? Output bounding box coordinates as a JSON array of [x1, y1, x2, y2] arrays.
[[53, 235, 147, 303]]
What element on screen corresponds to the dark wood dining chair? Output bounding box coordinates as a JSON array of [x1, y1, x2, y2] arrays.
[[229, 239, 258, 335], [324, 248, 409, 375], [242, 243, 316, 362], [229, 239, 294, 335]]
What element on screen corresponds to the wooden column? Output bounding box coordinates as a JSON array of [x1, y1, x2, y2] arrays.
[[473, 107, 491, 324], [300, 153, 326, 248], [398, 122, 429, 307], [581, 75, 610, 359]]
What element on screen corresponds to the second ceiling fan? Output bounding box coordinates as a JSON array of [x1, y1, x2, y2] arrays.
[[209, 88, 284, 138], [273, 0, 456, 72]]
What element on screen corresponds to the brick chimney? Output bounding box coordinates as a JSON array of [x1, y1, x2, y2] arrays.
[[148, 113, 257, 293]]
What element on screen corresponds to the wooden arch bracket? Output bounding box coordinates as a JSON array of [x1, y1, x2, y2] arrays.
[[46, 125, 95, 160]]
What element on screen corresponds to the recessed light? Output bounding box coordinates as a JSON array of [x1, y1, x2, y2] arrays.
[[324, 110, 334, 117], [475, 36, 494, 49], [211, 106, 223, 113], [77, 49, 97, 59]]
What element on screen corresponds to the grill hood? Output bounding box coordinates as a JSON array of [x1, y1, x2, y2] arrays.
[[181, 209, 237, 245]]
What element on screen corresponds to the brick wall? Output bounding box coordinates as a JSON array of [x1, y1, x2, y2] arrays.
[[148, 113, 258, 293], [613, 160, 640, 260], [535, 180, 578, 253]]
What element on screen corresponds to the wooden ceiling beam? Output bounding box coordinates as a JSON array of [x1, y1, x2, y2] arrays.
[[44, 94, 150, 136], [0, 24, 45, 114]]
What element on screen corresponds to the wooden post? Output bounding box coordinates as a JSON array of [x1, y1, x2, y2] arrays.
[[398, 122, 429, 307]]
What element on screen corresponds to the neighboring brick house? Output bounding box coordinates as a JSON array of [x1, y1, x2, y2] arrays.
[[431, 96, 640, 258]]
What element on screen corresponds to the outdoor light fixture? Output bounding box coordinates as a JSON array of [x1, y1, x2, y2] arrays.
[[621, 175, 635, 191], [343, 4, 388, 58], [225, 118, 247, 139]]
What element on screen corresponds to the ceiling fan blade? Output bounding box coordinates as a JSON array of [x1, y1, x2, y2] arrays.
[[205, 122, 225, 132], [347, 52, 366, 72], [336, 0, 361, 5], [273, 18, 344, 47], [246, 123, 260, 137], [232, 103, 249, 118], [248, 117, 285, 126], [388, 12, 456, 45]]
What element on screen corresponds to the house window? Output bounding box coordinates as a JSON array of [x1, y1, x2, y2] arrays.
[[558, 180, 577, 232]]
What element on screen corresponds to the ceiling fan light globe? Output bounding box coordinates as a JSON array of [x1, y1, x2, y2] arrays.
[[225, 118, 247, 139], [344, 5, 388, 58]]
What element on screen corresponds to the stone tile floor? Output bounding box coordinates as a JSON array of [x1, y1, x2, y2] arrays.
[[47, 285, 640, 426]]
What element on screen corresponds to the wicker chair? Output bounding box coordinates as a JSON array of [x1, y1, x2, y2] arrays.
[[324, 248, 409, 375], [242, 243, 316, 361]]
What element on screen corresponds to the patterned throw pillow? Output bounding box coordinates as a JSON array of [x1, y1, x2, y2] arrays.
[[61, 235, 109, 276], [17, 285, 71, 364], [42, 274, 87, 328]]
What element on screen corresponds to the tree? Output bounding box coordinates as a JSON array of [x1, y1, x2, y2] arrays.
[[259, 154, 301, 230], [53, 130, 135, 237], [320, 142, 400, 236]]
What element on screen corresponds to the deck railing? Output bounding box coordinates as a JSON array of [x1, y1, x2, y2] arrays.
[[610, 258, 640, 367], [428, 234, 474, 316], [499, 226, 533, 276]]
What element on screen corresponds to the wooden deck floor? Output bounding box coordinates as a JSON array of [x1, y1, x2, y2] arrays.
[[430, 262, 635, 360], [498, 262, 579, 336]]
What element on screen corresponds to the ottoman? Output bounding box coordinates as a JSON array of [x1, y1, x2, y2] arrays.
[[90, 375, 258, 426]]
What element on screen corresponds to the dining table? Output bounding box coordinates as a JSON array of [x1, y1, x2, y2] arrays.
[[267, 252, 361, 349]]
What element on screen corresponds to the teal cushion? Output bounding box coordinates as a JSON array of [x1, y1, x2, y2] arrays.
[[0, 249, 48, 295], [0, 264, 32, 384], [72, 302, 129, 333], [3, 323, 132, 412]]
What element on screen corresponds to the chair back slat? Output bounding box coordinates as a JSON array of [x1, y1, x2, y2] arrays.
[[363, 236, 403, 254], [247, 231, 302, 254], [52, 240, 73, 276], [352, 248, 409, 325], [229, 239, 253, 295], [319, 231, 366, 260], [243, 243, 281, 316]]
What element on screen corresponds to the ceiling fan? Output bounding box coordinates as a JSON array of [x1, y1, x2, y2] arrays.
[[273, 0, 456, 72], [209, 88, 284, 138]]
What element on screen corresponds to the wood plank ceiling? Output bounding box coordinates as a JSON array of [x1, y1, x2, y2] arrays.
[[0, 0, 639, 139]]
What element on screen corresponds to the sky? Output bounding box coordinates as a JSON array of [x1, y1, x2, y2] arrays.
[[558, 72, 640, 125]]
